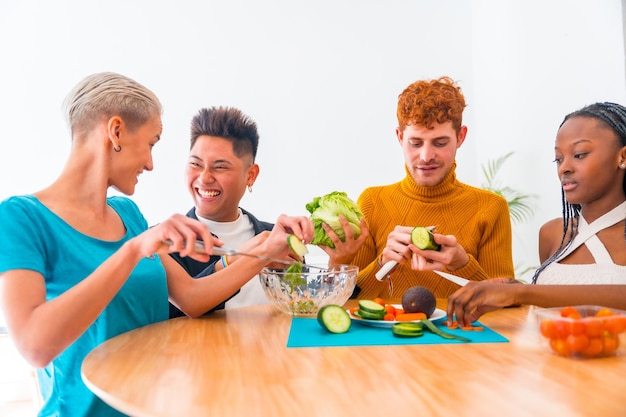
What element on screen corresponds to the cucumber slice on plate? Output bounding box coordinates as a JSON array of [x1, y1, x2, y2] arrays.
[[355, 308, 386, 320], [358, 300, 386, 315], [410, 226, 441, 251], [287, 234, 309, 257], [317, 305, 352, 334]]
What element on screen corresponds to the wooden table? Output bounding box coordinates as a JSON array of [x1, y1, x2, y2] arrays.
[[82, 300, 626, 417]]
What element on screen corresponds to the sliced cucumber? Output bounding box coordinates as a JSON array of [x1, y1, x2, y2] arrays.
[[356, 308, 386, 320], [392, 322, 423, 338], [356, 300, 386, 320], [358, 300, 386, 315], [317, 305, 352, 334], [410, 226, 441, 251], [287, 234, 309, 257]]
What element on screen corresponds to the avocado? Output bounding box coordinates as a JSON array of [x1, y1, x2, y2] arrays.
[[401, 286, 436, 317]]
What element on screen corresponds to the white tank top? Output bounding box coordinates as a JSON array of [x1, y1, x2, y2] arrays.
[[536, 201, 626, 284]]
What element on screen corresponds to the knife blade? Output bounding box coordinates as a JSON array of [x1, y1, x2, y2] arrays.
[[433, 270, 470, 287]]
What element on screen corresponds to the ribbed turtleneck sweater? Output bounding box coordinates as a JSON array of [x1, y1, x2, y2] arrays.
[[354, 164, 514, 299]]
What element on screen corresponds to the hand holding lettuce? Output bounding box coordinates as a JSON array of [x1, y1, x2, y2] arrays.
[[305, 191, 364, 249]]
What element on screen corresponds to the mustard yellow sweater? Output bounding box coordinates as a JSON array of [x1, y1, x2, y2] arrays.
[[354, 164, 514, 299]]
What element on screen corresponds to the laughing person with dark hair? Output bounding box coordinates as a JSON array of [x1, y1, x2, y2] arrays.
[[169, 106, 283, 317]]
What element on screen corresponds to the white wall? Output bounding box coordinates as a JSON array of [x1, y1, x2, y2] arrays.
[[0, 0, 624, 278]]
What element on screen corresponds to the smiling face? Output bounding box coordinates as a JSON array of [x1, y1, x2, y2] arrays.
[[110, 115, 162, 195], [397, 121, 467, 187], [555, 116, 626, 209], [186, 135, 259, 222]]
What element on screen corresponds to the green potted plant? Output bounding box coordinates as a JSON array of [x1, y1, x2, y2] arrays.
[[481, 152, 537, 280]]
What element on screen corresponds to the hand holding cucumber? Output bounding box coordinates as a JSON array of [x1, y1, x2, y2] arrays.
[[375, 225, 438, 280]]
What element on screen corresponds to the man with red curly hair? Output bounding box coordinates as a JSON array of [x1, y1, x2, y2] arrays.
[[331, 76, 514, 299]]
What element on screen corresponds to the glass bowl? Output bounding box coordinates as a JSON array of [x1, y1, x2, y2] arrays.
[[259, 264, 358, 317], [535, 305, 626, 359]]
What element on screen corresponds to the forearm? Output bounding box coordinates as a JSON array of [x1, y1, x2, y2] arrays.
[[8, 240, 144, 367], [168, 256, 268, 317], [518, 285, 626, 310]]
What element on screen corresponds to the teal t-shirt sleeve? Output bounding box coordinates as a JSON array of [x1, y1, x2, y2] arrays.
[[0, 196, 48, 275]]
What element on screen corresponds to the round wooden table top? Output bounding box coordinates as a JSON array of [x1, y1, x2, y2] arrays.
[[82, 300, 626, 417]]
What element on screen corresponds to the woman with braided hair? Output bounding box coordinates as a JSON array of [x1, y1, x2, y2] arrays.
[[532, 102, 626, 284], [447, 102, 626, 326]]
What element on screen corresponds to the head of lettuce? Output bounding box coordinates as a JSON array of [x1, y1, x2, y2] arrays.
[[305, 191, 364, 248]]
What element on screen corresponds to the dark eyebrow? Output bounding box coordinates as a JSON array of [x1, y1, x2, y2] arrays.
[[212, 159, 233, 165], [555, 139, 592, 151], [188, 155, 233, 165]]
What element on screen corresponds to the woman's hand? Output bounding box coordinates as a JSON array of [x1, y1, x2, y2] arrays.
[[132, 214, 220, 261], [446, 278, 521, 326], [319, 216, 369, 265]]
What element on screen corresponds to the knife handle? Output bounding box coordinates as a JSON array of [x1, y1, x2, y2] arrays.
[[375, 260, 398, 281]]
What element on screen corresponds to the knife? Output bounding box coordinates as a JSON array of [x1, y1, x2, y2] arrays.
[[433, 270, 470, 287], [163, 239, 315, 268]]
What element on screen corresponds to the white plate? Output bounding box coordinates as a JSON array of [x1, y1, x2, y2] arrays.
[[348, 304, 446, 328]]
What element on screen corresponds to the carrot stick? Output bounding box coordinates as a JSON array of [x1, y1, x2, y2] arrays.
[[461, 325, 484, 331], [395, 312, 427, 322]]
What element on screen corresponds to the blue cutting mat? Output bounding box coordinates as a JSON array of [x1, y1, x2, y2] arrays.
[[287, 317, 508, 348]]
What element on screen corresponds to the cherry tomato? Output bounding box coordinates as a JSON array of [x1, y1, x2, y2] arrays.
[[383, 313, 395, 321], [566, 333, 589, 353], [595, 308, 614, 318], [602, 334, 620, 355], [567, 319, 586, 335], [554, 320, 569, 338], [561, 306, 581, 319], [580, 337, 604, 357], [540, 320, 556, 339], [604, 316, 626, 335], [550, 338, 571, 356], [384, 304, 397, 317], [583, 318, 604, 338]]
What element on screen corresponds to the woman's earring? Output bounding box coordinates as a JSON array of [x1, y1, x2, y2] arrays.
[[114, 144, 122, 152], [621, 163, 626, 169], [248, 184, 253, 193]]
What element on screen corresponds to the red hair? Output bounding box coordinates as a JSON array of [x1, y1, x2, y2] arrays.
[[397, 76, 466, 133]]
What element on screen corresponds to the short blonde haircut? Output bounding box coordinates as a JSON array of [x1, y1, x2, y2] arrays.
[[63, 72, 162, 137]]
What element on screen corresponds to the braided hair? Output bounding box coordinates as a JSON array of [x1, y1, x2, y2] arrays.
[[531, 102, 626, 284]]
